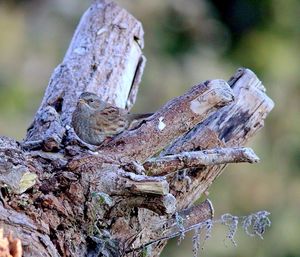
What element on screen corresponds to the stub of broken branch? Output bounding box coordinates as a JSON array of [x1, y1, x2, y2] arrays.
[[176, 199, 214, 227], [114, 193, 176, 216], [144, 147, 259, 176], [81, 166, 169, 196], [206, 68, 275, 146], [121, 171, 169, 195]]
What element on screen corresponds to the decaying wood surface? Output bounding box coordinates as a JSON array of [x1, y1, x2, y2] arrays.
[[0, 1, 274, 257]]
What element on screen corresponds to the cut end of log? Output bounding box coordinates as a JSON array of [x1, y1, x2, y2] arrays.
[[208, 79, 235, 105], [129, 179, 169, 195], [190, 79, 234, 115], [179, 199, 215, 223]]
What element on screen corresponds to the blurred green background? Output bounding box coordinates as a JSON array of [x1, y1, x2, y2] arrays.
[[0, 0, 299, 256]]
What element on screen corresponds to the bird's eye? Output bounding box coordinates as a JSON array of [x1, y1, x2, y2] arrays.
[[89, 99, 94, 103]]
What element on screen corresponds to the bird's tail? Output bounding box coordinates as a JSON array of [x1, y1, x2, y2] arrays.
[[128, 113, 153, 122]]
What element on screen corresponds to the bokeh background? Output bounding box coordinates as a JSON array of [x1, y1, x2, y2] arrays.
[[0, 0, 299, 256]]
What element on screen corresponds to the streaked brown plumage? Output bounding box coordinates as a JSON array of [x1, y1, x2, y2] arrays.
[[72, 92, 151, 145]]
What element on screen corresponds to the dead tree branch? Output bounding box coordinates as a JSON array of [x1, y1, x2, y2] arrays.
[[144, 147, 259, 176]]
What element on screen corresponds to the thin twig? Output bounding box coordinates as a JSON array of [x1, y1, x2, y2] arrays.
[[144, 147, 259, 176]]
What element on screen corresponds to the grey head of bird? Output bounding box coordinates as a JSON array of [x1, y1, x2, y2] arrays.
[[77, 92, 107, 111]]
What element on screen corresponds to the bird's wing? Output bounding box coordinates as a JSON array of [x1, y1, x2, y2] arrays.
[[91, 106, 128, 135]]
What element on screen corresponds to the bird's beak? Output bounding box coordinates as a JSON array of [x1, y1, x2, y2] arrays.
[[78, 99, 85, 105]]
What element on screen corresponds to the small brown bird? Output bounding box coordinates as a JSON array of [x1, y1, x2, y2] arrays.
[[72, 92, 152, 145]]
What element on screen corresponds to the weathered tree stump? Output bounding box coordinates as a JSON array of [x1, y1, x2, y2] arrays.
[[0, 1, 274, 256]]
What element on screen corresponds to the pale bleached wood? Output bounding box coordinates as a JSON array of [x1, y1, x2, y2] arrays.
[[24, 0, 145, 151]]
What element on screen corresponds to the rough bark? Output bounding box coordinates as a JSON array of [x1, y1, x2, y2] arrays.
[[0, 1, 274, 257]]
